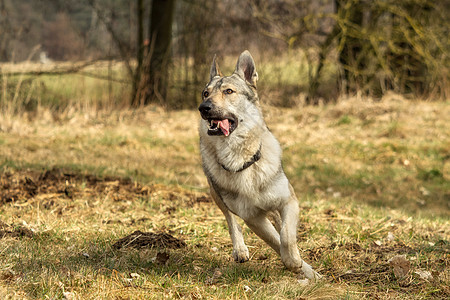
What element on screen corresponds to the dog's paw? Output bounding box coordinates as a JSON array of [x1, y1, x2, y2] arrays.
[[282, 256, 304, 273], [301, 261, 323, 281], [232, 246, 249, 263]]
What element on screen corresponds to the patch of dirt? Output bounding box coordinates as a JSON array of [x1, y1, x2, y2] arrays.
[[368, 241, 414, 255], [112, 230, 186, 250], [0, 221, 34, 238], [154, 252, 170, 265], [0, 168, 210, 206], [337, 264, 391, 282], [342, 242, 362, 252]]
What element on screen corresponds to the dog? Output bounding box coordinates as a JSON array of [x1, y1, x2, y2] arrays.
[[198, 50, 322, 281]]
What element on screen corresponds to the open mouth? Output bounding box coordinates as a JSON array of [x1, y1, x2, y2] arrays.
[[207, 117, 237, 136]]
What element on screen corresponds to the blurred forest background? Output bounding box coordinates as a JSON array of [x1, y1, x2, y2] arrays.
[[0, 0, 449, 111], [1, 2, 449, 298]]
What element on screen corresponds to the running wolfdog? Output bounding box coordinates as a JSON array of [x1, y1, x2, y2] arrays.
[[198, 50, 321, 281]]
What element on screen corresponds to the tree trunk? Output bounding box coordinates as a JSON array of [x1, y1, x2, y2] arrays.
[[335, 0, 365, 94], [306, 23, 340, 104], [131, 0, 144, 103], [134, 0, 175, 107]]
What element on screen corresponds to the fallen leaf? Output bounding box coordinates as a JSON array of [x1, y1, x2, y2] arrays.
[[419, 186, 430, 196], [386, 232, 395, 241], [388, 255, 410, 278], [205, 268, 222, 285], [257, 254, 268, 260], [414, 270, 433, 281], [0, 270, 16, 282], [63, 291, 75, 300], [333, 192, 341, 198]]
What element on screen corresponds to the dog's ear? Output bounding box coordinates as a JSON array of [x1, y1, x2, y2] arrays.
[[234, 50, 258, 87], [210, 54, 223, 81]]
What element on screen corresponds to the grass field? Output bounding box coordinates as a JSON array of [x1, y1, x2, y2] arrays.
[[0, 60, 449, 298]]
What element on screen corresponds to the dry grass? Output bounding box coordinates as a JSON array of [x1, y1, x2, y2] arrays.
[[0, 95, 449, 299], [1, 60, 131, 115]]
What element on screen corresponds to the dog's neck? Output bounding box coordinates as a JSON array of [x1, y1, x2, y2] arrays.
[[210, 122, 266, 173], [220, 144, 261, 173]]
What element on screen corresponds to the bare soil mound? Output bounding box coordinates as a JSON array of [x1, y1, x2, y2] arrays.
[[112, 230, 186, 250], [0, 168, 209, 206], [0, 220, 34, 238]]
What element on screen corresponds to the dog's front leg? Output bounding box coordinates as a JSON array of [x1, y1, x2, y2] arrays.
[[209, 185, 249, 263], [280, 197, 322, 281], [244, 214, 281, 255], [225, 213, 250, 263]]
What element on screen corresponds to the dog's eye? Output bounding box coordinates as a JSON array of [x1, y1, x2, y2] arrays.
[[225, 89, 234, 94], [203, 91, 209, 98]]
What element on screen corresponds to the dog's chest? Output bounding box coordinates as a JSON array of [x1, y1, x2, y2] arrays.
[[216, 168, 291, 219], [200, 128, 290, 217]]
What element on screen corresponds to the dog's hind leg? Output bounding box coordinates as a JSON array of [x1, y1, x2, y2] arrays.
[[279, 191, 322, 281], [209, 185, 249, 263]]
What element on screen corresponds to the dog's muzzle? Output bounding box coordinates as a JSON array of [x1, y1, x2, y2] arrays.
[[198, 100, 213, 117], [198, 101, 238, 137]]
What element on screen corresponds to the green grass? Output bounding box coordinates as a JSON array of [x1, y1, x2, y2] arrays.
[[0, 61, 449, 298], [334, 115, 353, 126]]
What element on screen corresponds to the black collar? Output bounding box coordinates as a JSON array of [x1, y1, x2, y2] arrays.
[[221, 145, 262, 173]]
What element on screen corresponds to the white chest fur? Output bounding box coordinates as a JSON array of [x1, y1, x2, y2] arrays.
[[200, 127, 291, 219]]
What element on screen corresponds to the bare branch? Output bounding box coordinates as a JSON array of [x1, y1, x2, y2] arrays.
[[2, 60, 130, 84]]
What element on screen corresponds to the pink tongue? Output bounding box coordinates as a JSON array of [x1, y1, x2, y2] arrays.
[[218, 119, 230, 136]]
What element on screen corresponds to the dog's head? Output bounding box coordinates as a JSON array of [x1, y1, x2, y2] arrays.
[[199, 50, 260, 137]]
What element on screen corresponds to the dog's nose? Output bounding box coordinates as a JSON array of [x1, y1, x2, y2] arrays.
[[198, 100, 213, 115]]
